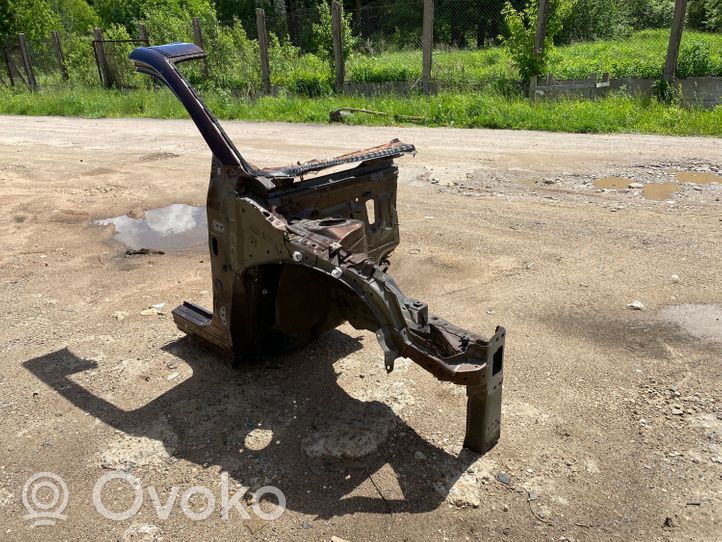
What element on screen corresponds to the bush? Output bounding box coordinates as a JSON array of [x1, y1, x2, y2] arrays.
[[311, 1, 357, 62], [676, 41, 717, 77], [63, 32, 99, 86], [502, 0, 575, 82], [557, 0, 631, 43]]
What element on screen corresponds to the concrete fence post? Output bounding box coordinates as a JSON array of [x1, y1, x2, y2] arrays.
[[422, 0, 434, 94], [663, 0, 688, 82]]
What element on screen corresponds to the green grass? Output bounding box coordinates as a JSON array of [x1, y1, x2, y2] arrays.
[[1, 86, 720, 137], [347, 29, 722, 87]]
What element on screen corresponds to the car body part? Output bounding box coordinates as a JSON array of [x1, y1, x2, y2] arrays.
[[128, 43, 505, 454]]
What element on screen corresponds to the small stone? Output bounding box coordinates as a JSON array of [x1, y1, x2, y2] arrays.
[[670, 405, 684, 415], [670, 274, 680, 283], [151, 303, 166, 310], [414, 451, 427, 461], [140, 308, 159, 316], [166, 372, 179, 381], [628, 182, 644, 189], [166, 362, 178, 370], [502, 504, 509, 511], [543, 179, 555, 185], [301, 522, 313, 529], [627, 300, 646, 311], [331, 537, 349, 542], [527, 490, 539, 501], [496, 472, 512, 485], [663, 516, 678, 529]]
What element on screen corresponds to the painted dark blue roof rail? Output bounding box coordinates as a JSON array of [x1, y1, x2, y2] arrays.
[[129, 43, 250, 171]]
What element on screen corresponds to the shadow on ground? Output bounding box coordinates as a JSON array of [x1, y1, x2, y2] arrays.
[[24, 330, 478, 518]]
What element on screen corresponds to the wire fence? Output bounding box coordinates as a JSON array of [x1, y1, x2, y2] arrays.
[[2, 0, 721, 99]]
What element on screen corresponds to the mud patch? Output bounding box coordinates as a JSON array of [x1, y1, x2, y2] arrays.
[[593, 177, 634, 190], [659, 304, 722, 344], [676, 171, 722, 185], [94, 204, 207, 251], [643, 182, 678, 201]]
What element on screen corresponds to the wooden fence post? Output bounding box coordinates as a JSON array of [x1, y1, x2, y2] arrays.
[[3, 47, 15, 87], [51, 30, 69, 80], [421, 0, 434, 94], [92, 27, 112, 88], [663, 0, 688, 82], [138, 23, 149, 46], [331, 1, 345, 93], [18, 33, 38, 91], [256, 8, 271, 95], [191, 17, 209, 78]]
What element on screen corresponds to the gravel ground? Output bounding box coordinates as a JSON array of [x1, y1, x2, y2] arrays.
[[0, 116, 720, 541]]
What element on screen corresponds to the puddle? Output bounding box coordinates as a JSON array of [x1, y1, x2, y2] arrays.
[[595, 170, 720, 201], [676, 171, 722, 185], [593, 177, 634, 190], [94, 204, 207, 251], [660, 304, 722, 344], [643, 182, 679, 201]]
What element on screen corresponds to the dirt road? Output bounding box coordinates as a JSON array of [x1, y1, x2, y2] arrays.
[[0, 115, 720, 541]]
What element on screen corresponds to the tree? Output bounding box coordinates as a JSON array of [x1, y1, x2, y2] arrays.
[[501, 0, 575, 81], [0, 0, 61, 43]]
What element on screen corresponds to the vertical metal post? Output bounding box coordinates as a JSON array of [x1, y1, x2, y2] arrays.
[[256, 8, 271, 95], [18, 33, 38, 91], [92, 27, 111, 88], [191, 17, 209, 78], [331, 1, 345, 93], [422, 0, 434, 94], [51, 30, 69, 81], [663, 0, 688, 82]]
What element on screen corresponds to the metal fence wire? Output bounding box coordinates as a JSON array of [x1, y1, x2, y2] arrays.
[[2, 0, 721, 96]]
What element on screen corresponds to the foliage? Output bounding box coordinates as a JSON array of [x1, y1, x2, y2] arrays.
[[63, 32, 99, 85], [0, 0, 61, 43], [556, 0, 630, 43], [2, 86, 720, 137], [676, 41, 717, 77], [625, 0, 674, 29], [48, 0, 99, 34], [548, 29, 722, 79], [501, 0, 575, 82], [311, 1, 357, 62], [103, 24, 144, 88], [702, 0, 722, 30]]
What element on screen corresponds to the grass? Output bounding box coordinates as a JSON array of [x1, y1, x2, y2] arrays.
[[1, 86, 720, 137], [347, 29, 722, 87]]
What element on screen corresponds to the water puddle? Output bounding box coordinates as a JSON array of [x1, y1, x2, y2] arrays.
[[660, 304, 722, 344], [94, 204, 207, 251], [594, 170, 720, 201], [593, 177, 634, 190], [676, 171, 722, 185], [642, 182, 679, 201]]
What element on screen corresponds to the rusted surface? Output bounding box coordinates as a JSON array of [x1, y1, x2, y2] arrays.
[[127, 43, 505, 454]]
